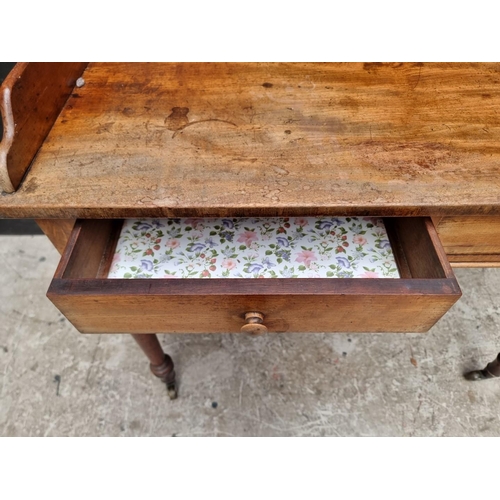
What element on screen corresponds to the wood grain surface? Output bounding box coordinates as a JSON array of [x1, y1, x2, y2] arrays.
[[35, 219, 75, 254], [0, 62, 88, 193], [435, 215, 500, 266], [435, 216, 500, 255], [1, 63, 500, 218], [450, 257, 500, 267], [47, 283, 461, 334]]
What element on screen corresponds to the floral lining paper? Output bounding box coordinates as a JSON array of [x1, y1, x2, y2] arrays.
[[107, 217, 400, 279]]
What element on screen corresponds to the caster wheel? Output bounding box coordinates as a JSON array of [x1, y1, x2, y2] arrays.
[[167, 382, 178, 400], [464, 369, 489, 381]]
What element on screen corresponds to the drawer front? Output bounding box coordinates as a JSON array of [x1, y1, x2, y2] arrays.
[[47, 218, 461, 334], [434, 216, 500, 267]]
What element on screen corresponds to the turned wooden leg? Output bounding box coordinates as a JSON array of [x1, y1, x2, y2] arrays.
[[464, 353, 500, 381], [131, 334, 177, 399]]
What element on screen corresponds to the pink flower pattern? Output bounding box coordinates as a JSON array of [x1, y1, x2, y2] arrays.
[[353, 234, 367, 245], [295, 250, 317, 267], [108, 217, 399, 279], [237, 231, 259, 246], [294, 218, 309, 227], [359, 271, 380, 278], [166, 239, 180, 248], [222, 258, 237, 270]]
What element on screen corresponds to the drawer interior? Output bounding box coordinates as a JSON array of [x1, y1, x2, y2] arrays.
[[55, 217, 452, 281], [108, 217, 401, 279], [48, 217, 461, 334]]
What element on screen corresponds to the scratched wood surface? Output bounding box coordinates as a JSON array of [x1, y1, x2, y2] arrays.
[[2, 62, 500, 218]]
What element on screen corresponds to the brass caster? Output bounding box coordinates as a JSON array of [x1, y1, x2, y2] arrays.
[[167, 382, 178, 400], [464, 369, 490, 381]]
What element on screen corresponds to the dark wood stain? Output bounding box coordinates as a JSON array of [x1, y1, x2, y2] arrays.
[[363, 62, 384, 71], [164, 107, 190, 131]]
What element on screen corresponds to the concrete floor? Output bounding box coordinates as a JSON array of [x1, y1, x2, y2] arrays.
[[1, 235, 499, 436]]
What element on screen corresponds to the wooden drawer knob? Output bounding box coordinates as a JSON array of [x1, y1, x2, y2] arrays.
[[241, 312, 268, 335]]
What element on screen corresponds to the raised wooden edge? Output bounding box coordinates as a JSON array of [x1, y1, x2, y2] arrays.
[[450, 255, 500, 268], [0, 62, 88, 193], [47, 276, 462, 297], [0, 64, 26, 192], [448, 253, 500, 262], [5, 205, 500, 219]]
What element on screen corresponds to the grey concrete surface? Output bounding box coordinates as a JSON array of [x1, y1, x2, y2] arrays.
[[1, 235, 499, 436]]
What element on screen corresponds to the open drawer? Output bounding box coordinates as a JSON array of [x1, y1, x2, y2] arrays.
[[47, 217, 461, 334]]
